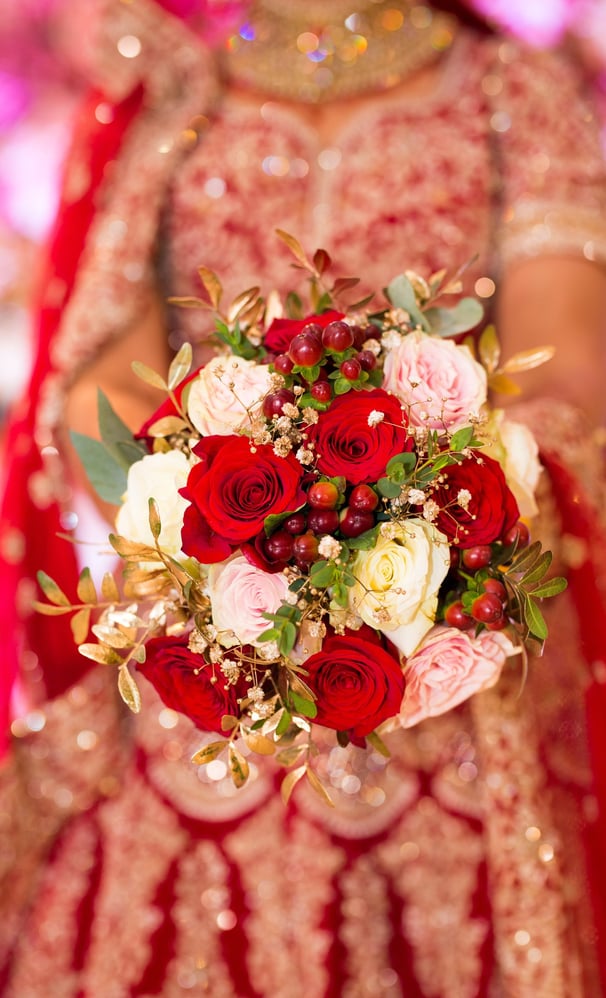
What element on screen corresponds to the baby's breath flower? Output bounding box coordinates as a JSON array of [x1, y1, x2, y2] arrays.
[[282, 403, 299, 419], [302, 407, 319, 424], [368, 409, 385, 428], [257, 640, 280, 660], [318, 536, 342, 560], [380, 521, 400, 540], [456, 488, 472, 510], [188, 629, 207, 654], [293, 385, 305, 396], [422, 499, 440, 523], [273, 437, 293, 457], [407, 488, 426, 505], [296, 446, 315, 466], [362, 337, 381, 356]]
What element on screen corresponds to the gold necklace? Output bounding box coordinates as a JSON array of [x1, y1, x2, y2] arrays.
[[221, 1, 457, 104]]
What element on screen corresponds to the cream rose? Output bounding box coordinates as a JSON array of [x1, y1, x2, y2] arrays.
[[187, 355, 272, 436], [115, 450, 190, 556], [208, 554, 290, 648], [348, 518, 450, 658], [399, 625, 518, 727], [382, 330, 487, 430], [498, 415, 542, 518]]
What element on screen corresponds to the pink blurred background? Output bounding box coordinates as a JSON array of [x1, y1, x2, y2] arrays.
[[0, 0, 604, 418]]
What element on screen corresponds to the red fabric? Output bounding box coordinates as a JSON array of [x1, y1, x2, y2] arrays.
[[0, 85, 144, 753]]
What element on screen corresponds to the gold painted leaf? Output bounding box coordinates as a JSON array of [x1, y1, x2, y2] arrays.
[[32, 601, 73, 616], [91, 624, 133, 648], [227, 286, 261, 323], [76, 567, 97, 605], [220, 714, 240, 733], [101, 572, 120, 603], [243, 731, 276, 756], [166, 295, 210, 309], [131, 645, 146, 664], [148, 498, 161, 540], [366, 730, 391, 758], [197, 266, 223, 309], [280, 764, 306, 805], [500, 345, 555, 374], [191, 740, 227, 765], [131, 361, 167, 391], [36, 570, 70, 606], [228, 744, 250, 788], [118, 664, 142, 713], [488, 373, 522, 396], [146, 415, 189, 437], [275, 744, 307, 767], [275, 229, 310, 268], [478, 323, 500, 373], [79, 643, 122, 666], [70, 607, 91, 644], [306, 767, 335, 808], [168, 341, 193, 390], [313, 247, 331, 275], [109, 534, 161, 561]]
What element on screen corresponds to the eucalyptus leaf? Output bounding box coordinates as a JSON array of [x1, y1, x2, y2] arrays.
[[424, 297, 484, 337], [97, 389, 146, 469], [70, 432, 128, 505], [386, 274, 428, 330]]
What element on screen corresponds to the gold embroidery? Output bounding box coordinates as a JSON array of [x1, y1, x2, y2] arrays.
[[225, 800, 344, 998], [378, 798, 488, 998], [339, 857, 403, 998]]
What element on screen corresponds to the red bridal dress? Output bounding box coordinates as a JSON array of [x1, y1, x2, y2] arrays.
[[1, 2, 606, 995]]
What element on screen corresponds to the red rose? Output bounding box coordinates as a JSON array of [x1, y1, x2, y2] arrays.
[[432, 453, 519, 547], [180, 435, 306, 563], [136, 368, 201, 442], [307, 388, 413, 486], [264, 310, 344, 354], [138, 634, 238, 734], [304, 634, 405, 738]]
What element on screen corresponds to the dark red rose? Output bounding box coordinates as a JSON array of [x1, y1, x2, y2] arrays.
[[138, 634, 238, 734], [180, 435, 306, 563], [264, 310, 344, 354], [307, 388, 414, 486], [432, 453, 519, 548], [136, 368, 201, 443], [304, 634, 405, 738]]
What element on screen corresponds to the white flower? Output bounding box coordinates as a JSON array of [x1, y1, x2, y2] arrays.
[[115, 450, 190, 556], [318, 536, 342, 560], [208, 554, 290, 648], [348, 518, 450, 658], [497, 414, 542, 518], [368, 410, 386, 427], [187, 355, 272, 436], [382, 330, 487, 430]]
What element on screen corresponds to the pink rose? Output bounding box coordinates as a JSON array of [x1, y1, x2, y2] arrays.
[[399, 625, 518, 727], [382, 331, 487, 430], [187, 355, 272, 436], [208, 554, 290, 647]]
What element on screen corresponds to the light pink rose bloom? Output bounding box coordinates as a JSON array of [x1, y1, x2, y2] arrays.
[[208, 554, 290, 647], [382, 330, 487, 430], [399, 625, 518, 727], [187, 355, 272, 436]]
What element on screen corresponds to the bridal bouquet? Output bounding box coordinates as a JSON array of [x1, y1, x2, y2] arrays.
[[36, 234, 566, 804]]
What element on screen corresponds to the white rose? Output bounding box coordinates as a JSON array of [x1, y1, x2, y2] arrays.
[[348, 518, 450, 658], [208, 554, 290, 647], [187, 355, 272, 436], [382, 330, 487, 430], [115, 450, 190, 556], [498, 416, 542, 519]]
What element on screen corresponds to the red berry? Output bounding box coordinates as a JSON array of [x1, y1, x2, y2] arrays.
[[471, 592, 504, 624], [293, 532, 319, 565], [444, 601, 474, 630], [482, 578, 507, 603], [283, 512, 307, 535], [289, 331, 324, 367], [301, 322, 323, 339], [322, 320, 354, 352], [263, 389, 296, 419], [502, 520, 530, 549], [349, 484, 379, 513], [357, 349, 377, 372], [307, 508, 340, 534], [340, 357, 362, 381], [307, 481, 339, 510], [349, 324, 367, 350], [311, 381, 332, 403], [461, 545, 492, 571], [486, 616, 509, 631], [339, 508, 375, 538], [273, 353, 294, 375], [265, 530, 294, 562]]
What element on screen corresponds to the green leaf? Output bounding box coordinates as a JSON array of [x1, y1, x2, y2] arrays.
[[333, 378, 352, 396], [264, 506, 304, 537], [290, 690, 318, 719], [520, 551, 552, 587], [386, 452, 417, 476], [366, 730, 391, 758], [148, 497, 162, 540], [508, 540, 543, 575], [278, 621, 298, 657], [310, 561, 336, 587], [386, 274, 428, 330], [97, 389, 146, 469], [70, 431, 128, 505], [276, 708, 293, 737], [524, 596, 548, 641], [377, 477, 402, 499], [450, 425, 475, 452], [346, 525, 380, 550], [424, 298, 484, 337], [527, 576, 567, 599]]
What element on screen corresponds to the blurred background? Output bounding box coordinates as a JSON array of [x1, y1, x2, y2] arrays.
[[0, 0, 605, 423]]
